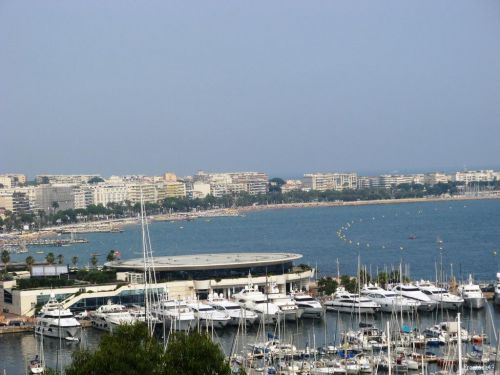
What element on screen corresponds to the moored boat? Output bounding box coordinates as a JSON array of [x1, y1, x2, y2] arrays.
[[35, 294, 81, 340]]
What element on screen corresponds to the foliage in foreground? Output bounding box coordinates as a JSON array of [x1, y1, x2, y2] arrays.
[[62, 323, 231, 375]]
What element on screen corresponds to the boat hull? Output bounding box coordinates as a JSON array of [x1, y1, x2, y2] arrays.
[[494, 293, 500, 305], [464, 297, 485, 309], [34, 324, 80, 340], [416, 301, 437, 312], [163, 318, 196, 331], [325, 305, 379, 314], [300, 306, 325, 319]]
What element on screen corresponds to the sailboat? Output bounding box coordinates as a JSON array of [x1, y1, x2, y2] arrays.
[[28, 330, 45, 374]]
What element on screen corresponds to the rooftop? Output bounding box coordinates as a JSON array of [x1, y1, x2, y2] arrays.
[[106, 252, 302, 271]]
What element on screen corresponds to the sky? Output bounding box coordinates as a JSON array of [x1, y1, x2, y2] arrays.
[[1, 1, 499, 178]]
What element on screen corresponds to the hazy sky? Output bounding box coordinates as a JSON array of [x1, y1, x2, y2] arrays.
[[1, 1, 499, 178]]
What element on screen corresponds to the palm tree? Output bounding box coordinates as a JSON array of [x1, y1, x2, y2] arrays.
[[46, 252, 55, 265], [25, 255, 35, 271], [90, 255, 98, 269], [1, 250, 10, 274], [106, 250, 116, 262], [71, 256, 79, 268], [56, 254, 64, 265]]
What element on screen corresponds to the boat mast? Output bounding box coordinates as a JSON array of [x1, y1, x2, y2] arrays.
[[140, 187, 159, 336], [457, 312, 462, 375]]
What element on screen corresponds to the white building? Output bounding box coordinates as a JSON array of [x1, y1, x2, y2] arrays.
[[191, 181, 211, 199], [378, 174, 424, 188], [126, 183, 157, 204], [454, 170, 496, 184], [91, 184, 129, 206], [303, 173, 358, 191], [73, 186, 94, 209], [193, 171, 268, 197]]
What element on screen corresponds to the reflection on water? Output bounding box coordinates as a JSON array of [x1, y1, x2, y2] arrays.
[[2, 303, 499, 375]]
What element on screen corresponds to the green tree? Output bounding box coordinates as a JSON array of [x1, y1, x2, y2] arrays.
[[62, 323, 231, 375], [340, 275, 357, 293], [71, 256, 79, 268], [51, 201, 60, 211], [317, 277, 338, 295], [25, 255, 35, 270], [1, 250, 10, 273], [106, 250, 116, 262], [90, 254, 98, 268], [163, 331, 231, 375], [269, 177, 286, 193], [56, 254, 64, 265], [46, 252, 55, 265], [64, 323, 165, 375], [88, 176, 105, 184]]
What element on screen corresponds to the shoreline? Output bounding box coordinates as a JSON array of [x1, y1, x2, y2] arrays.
[[1, 195, 499, 243], [237, 194, 500, 213]]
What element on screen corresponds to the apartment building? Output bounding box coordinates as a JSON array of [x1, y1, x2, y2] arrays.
[[193, 171, 268, 197], [0, 191, 30, 214], [424, 173, 450, 185], [377, 174, 425, 188], [303, 173, 358, 191], [281, 180, 303, 193], [126, 183, 157, 204], [454, 170, 496, 184], [0, 174, 27, 188], [34, 184, 76, 212], [73, 186, 94, 209], [91, 184, 128, 207]]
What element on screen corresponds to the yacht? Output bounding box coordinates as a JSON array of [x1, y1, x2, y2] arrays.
[[290, 292, 324, 318], [90, 301, 136, 332], [424, 321, 470, 343], [457, 275, 485, 309], [206, 293, 258, 326], [323, 286, 380, 314], [153, 297, 196, 331], [232, 283, 282, 324], [361, 283, 420, 312], [266, 284, 303, 321], [35, 294, 81, 340], [391, 284, 438, 312], [186, 299, 231, 328], [417, 280, 464, 310], [494, 273, 500, 305]]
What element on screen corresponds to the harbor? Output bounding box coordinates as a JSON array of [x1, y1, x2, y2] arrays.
[[1, 199, 500, 374]]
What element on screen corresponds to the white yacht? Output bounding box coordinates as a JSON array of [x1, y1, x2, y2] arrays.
[[186, 299, 231, 328], [417, 280, 464, 310], [232, 284, 281, 324], [266, 284, 303, 321], [494, 273, 500, 305], [323, 286, 380, 314], [458, 275, 485, 309], [90, 301, 136, 332], [290, 292, 324, 318], [206, 293, 258, 326], [35, 294, 81, 340], [361, 283, 420, 312], [391, 284, 438, 312], [153, 297, 196, 331]]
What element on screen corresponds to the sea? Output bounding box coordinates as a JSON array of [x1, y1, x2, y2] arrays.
[[2, 199, 500, 374]]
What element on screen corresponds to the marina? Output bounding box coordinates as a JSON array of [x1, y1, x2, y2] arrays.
[[1, 199, 500, 374]]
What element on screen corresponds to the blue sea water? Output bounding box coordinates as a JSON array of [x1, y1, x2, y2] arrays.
[[2, 199, 500, 374], [10, 198, 500, 281]]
